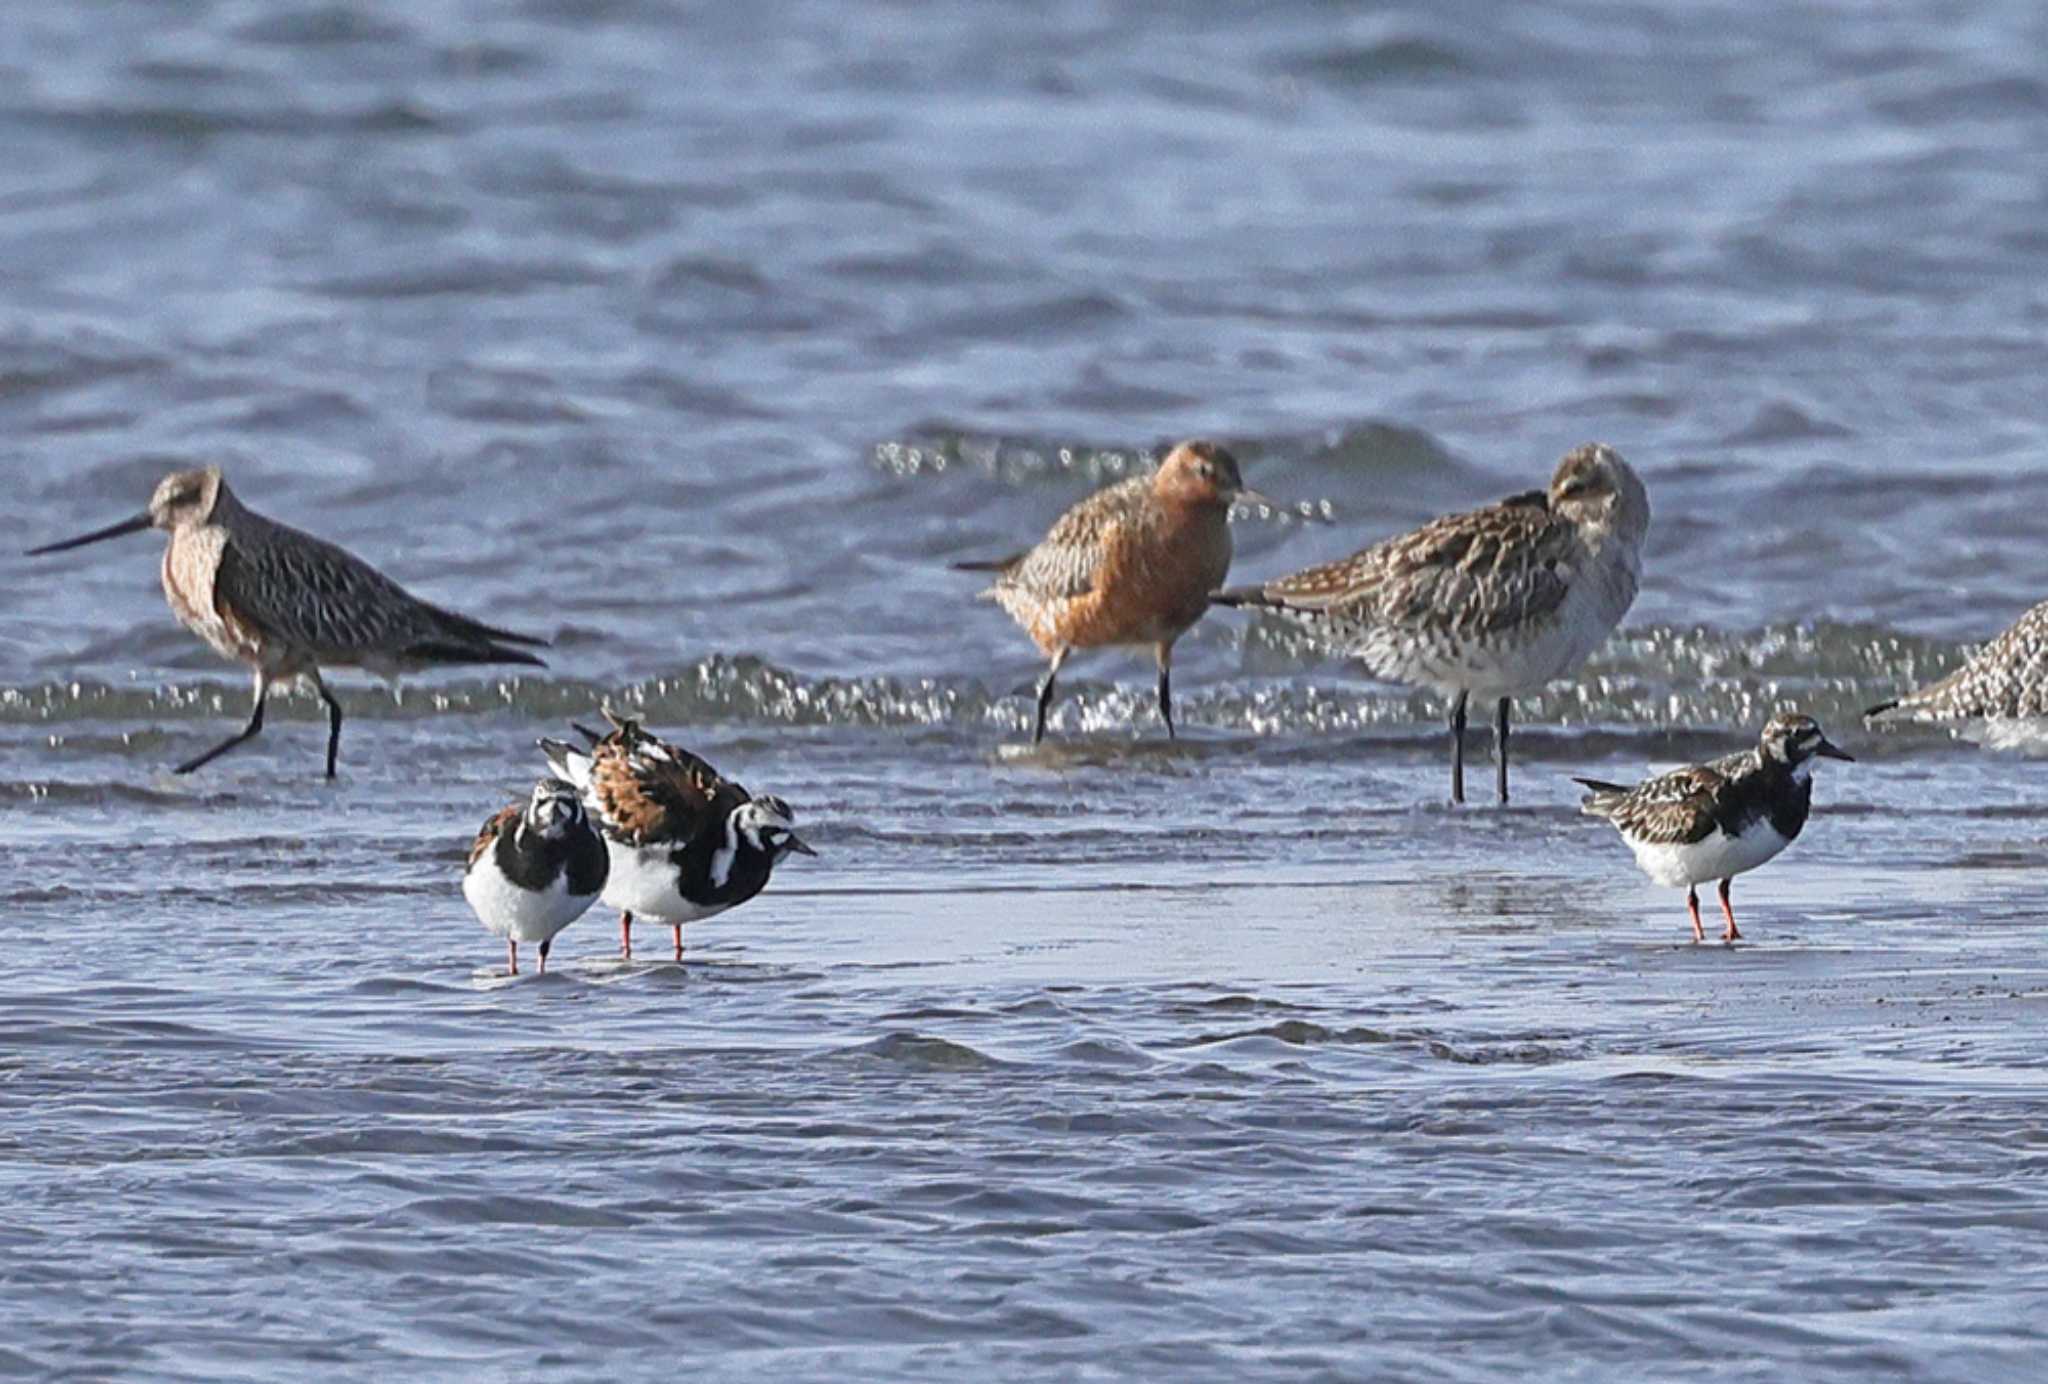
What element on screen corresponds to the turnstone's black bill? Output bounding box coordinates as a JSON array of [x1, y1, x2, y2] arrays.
[[1214, 443, 1648, 805], [462, 777, 609, 975], [1575, 711, 1853, 944], [955, 440, 1272, 746], [540, 710, 815, 962], [1866, 596, 2048, 732], [25, 465, 548, 779]]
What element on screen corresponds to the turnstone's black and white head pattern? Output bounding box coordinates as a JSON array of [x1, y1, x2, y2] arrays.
[[539, 711, 815, 963], [1214, 443, 1649, 805], [461, 777, 609, 975], [1576, 711, 1853, 944], [1867, 596, 2048, 748]]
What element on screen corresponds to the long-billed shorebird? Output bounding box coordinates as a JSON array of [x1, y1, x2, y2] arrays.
[[1575, 712, 1853, 943], [1213, 444, 1648, 803], [463, 777, 609, 975], [25, 465, 548, 778], [955, 440, 1271, 744], [1865, 598, 2048, 733], [541, 712, 815, 962]]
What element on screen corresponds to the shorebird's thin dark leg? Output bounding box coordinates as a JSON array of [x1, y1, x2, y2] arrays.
[[1686, 887, 1705, 943], [538, 938, 551, 974], [1033, 647, 1070, 746], [506, 939, 519, 975], [175, 674, 269, 775], [1155, 641, 1176, 741], [1448, 690, 1469, 805], [1493, 696, 1511, 804], [619, 911, 634, 959], [673, 924, 684, 962], [1718, 878, 1741, 943], [311, 674, 344, 780]]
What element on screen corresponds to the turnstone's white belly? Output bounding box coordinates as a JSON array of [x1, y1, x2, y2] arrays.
[[462, 856, 598, 943], [1628, 817, 1792, 890], [600, 840, 733, 925]]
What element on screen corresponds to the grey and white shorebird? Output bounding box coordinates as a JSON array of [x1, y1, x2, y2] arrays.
[[954, 440, 1274, 744], [541, 711, 815, 962], [1865, 597, 2048, 738], [1575, 712, 1853, 943], [1213, 444, 1649, 803], [462, 777, 609, 975], [25, 466, 548, 778]]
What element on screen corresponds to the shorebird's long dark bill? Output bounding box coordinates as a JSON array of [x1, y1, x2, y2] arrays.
[[787, 835, 819, 856], [1233, 488, 1284, 511], [25, 513, 151, 556], [1817, 739, 1855, 761]]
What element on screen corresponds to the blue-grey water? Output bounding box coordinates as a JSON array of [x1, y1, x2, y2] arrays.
[[5, 2, 2048, 1379]]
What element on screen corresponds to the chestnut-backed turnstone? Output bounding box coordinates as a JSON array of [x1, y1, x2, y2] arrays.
[[1213, 444, 1648, 804], [24, 466, 547, 778], [1575, 712, 1853, 944], [461, 777, 609, 975], [1866, 597, 2048, 734], [540, 712, 816, 962], [955, 440, 1273, 744]]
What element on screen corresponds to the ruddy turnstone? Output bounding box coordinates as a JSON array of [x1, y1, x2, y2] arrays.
[[540, 712, 815, 962], [1575, 712, 1853, 943], [1866, 597, 2048, 731], [462, 777, 609, 975], [1213, 443, 1648, 804], [24, 466, 547, 778], [955, 439, 1272, 744]]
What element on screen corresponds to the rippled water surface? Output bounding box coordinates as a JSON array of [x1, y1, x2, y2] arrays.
[[5, 2, 2048, 1379]]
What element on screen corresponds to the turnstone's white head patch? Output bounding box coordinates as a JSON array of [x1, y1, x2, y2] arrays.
[[1760, 711, 1854, 768], [526, 776, 588, 838], [734, 794, 817, 860]]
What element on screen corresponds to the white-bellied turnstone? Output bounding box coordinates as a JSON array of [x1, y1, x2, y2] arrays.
[[25, 466, 547, 778], [1866, 597, 2048, 735], [955, 440, 1273, 744], [1213, 444, 1648, 803], [540, 711, 815, 962], [1576, 711, 1853, 943], [462, 777, 609, 975]]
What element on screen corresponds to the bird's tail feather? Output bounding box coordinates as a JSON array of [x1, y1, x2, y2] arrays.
[[1863, 698, 1902, 720], [406, 639, 546, 668], [1572, 777, 1631, 816]]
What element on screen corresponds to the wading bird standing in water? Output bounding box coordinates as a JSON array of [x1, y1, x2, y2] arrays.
[[955, 440, 1272, 745], [1214, 444, 1648, 805], [26, 466, 548, 778]]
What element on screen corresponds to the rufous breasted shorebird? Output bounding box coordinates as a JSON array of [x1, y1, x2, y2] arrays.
[[1576, 712, 1853, 944], [955, 440, 1271, 744], [26, 466, 548, 778], [462, 778, 609, 976], [541, 712, 816, 963], [1214, 444, 1648, 804]]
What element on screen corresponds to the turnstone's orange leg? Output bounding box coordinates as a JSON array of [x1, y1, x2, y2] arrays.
[[506, 939, 519, 975], [619, 910, 634, 959], [1493, 697, 1513, 804], [672, 923, 684, 962], [1686, 887, 1705, 943], [1718, 878, 1741, 943], [1154, 641, 1176, 740], [538, 939, 550, 975], [1032, 646, 1070, 746], [1448, 690, 1469, 805]]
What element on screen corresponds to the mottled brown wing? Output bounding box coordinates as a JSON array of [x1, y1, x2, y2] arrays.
[[1591, 763, 1729, 845], [216, 524, 543, 664], [467, 803, 519, 869], [586, 734, 747, 847], [994, 476, 1148, 603], [1263, 492, 1574, 636]]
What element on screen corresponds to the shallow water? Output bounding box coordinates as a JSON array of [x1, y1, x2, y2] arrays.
[[5, 2, 2048, 1379]]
